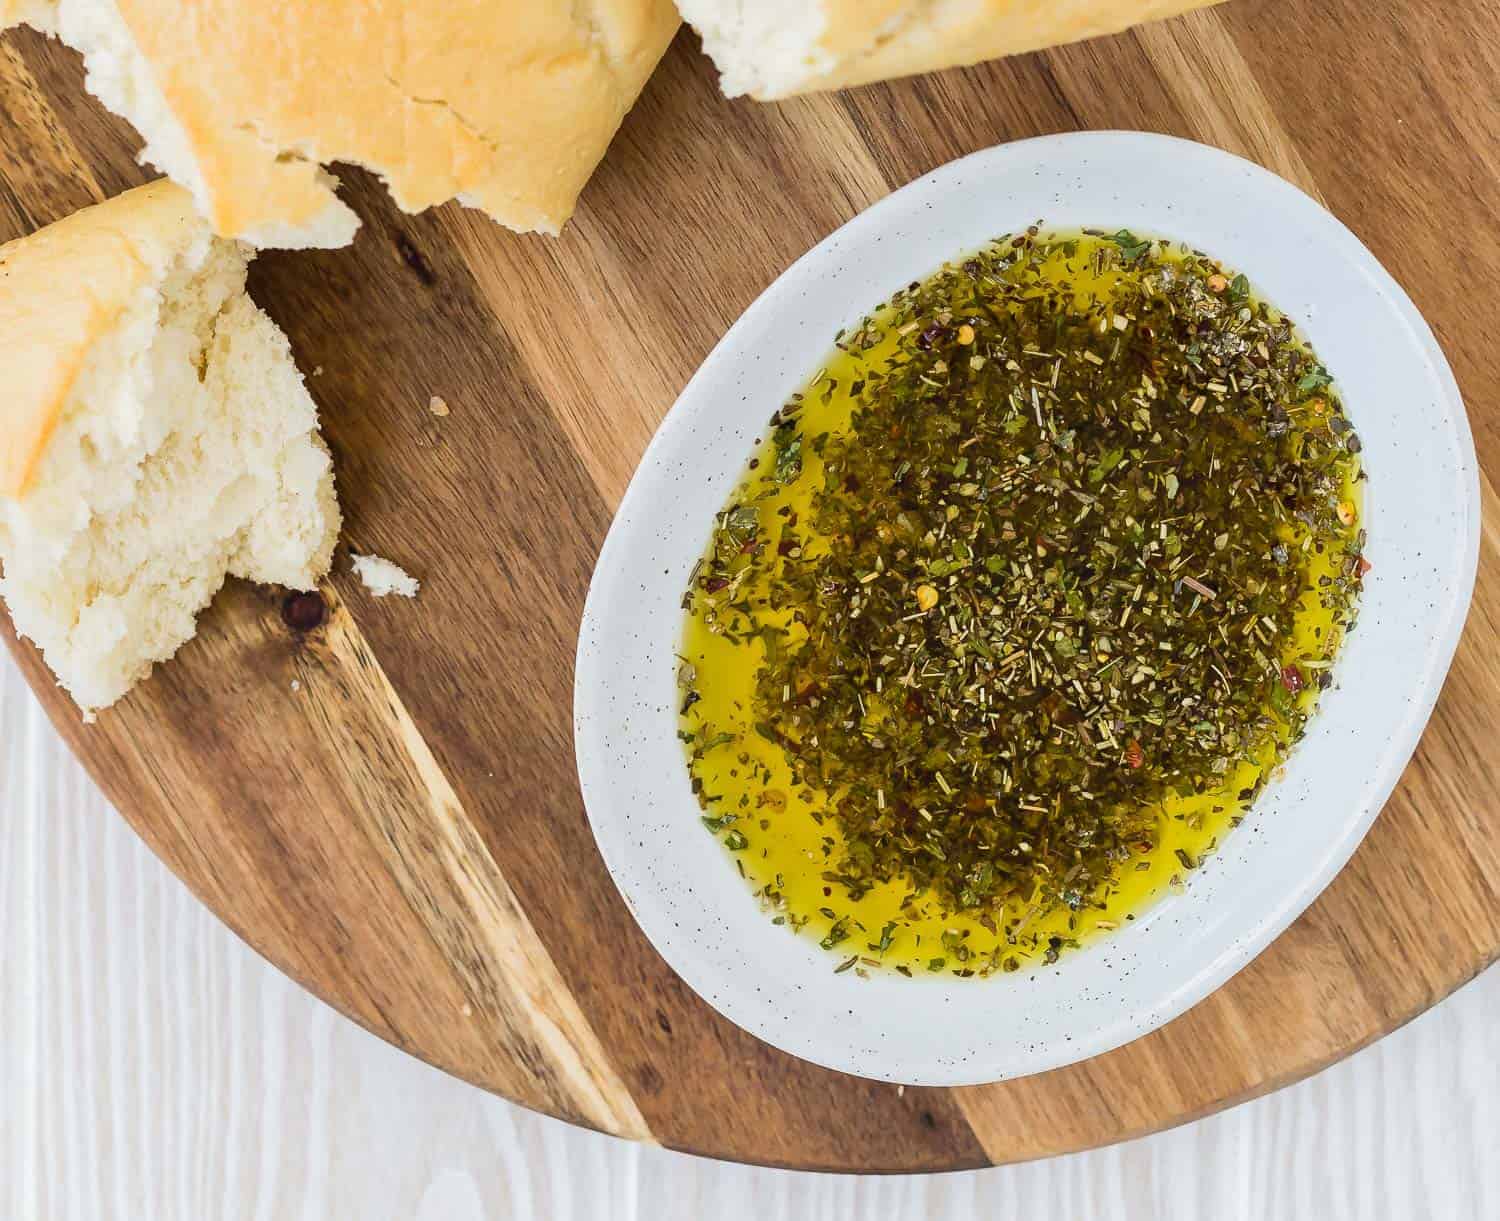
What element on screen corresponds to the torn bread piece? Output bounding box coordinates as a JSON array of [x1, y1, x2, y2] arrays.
[[676, 0, 1218, 100], [0, 179, 341, 715], [1, 0, 680, 246], [351, 554, 419, 600]]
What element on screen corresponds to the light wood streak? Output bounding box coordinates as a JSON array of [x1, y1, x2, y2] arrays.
[[0, 39, 103, 221], [301, 591, 651, 1141]]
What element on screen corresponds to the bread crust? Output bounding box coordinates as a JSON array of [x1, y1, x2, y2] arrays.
[[4, 1, 680, 242], [0, 179, 203, 498], [692, 0, 1219, 99]]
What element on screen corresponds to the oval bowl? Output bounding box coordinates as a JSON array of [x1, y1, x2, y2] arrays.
[[574, 131, 1478, 1086]]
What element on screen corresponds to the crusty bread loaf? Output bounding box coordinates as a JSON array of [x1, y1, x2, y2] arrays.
[[2, 1, 679, 246], [0, 180, 341, 715], [677, 0, 1217, 99]]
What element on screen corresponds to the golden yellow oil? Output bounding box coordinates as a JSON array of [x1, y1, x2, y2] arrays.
[[680, 233, 1361, 976]]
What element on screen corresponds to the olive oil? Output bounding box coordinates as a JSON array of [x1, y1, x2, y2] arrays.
[[679, 229, 1365, 977]]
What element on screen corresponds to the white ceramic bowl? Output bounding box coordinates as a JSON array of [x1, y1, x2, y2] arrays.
[[574, 132, 1477, 1085]]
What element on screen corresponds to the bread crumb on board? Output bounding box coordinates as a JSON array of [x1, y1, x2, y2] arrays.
[[428, 394, 449, 417], [351, 553, 420, 599]]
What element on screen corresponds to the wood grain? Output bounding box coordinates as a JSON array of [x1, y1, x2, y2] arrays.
[[2, 0, 1498, 1170]]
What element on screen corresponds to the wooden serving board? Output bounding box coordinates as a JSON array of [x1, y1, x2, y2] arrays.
[[3, 0, 1498, 1171]]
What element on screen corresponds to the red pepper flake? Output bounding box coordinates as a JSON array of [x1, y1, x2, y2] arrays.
[[1124, 739, 1144, 770], [703, 576, 729, 593], [1280, 664, 1305, 694], [1357, 556, 1373, 577]]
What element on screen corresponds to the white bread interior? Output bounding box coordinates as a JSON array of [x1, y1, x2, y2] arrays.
[[677, 0, 1219, 99], [0, 180, 341, 715], [2, 0, 679, 246], [351, 553, 420, 600]]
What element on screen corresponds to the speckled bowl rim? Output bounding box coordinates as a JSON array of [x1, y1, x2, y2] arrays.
[[574, 132, 1478, 1086]]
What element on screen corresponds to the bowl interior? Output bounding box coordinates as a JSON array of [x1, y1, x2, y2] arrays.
[[574, 132, 1477, 1086]]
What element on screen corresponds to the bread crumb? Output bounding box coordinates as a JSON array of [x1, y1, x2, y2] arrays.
[[428, 395, 449, 417], [311, 365, 323, 377], [351, 553, 420, 598]]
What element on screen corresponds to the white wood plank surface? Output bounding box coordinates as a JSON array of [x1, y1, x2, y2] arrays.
[[3, 649, 1496, 1221]]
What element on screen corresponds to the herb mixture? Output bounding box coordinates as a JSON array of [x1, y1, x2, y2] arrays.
[[680, 228, 1366, 977]]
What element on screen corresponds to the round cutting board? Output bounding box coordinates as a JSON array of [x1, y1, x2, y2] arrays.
[[3, 2, 1498, 1171]]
